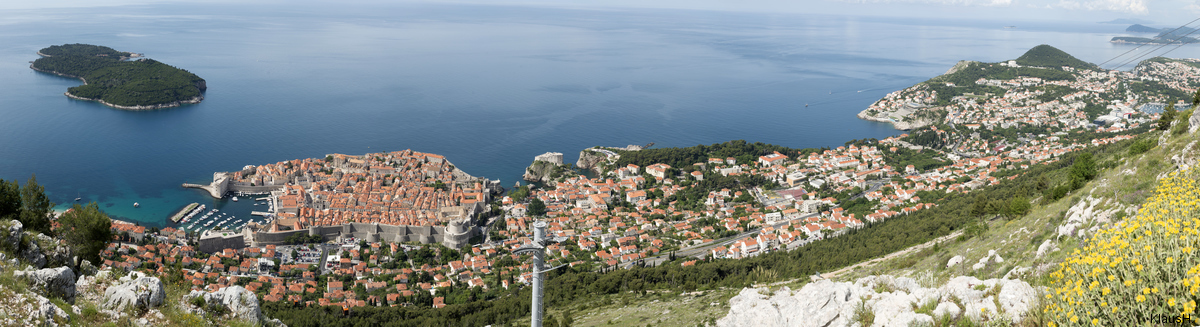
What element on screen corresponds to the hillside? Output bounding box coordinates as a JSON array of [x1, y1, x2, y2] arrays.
[[0, 218, 283, 327], [707, 108, 1200, 326], [860, 44, 1193, 131], [31, 43, 206, 110]]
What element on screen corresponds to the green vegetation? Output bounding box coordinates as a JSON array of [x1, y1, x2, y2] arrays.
[[55, 202, 113, 267], [32, 43, 206, 107], [1159, 102, 1177, 130], [613, 140, 813, 169], [0, 175, 54, 235], [1013, 44, 1097, 70]]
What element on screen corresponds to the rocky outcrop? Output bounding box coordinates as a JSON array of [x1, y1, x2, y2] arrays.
[[946, 255, 964, 268], [103, 271, 165, 312], [20, 236, 46, 269], [1189, 107, 1200, 134], [1056, 195, 1128, 239], [63, 92, 203, 110], [1, 219, 74, 271], [857, 110, 938, 131], [523, 160, 560, 183], [2, 220, 21, 251], [576, 149, 610, 174], [15, 266, 77, 303], [717, 275, 1041, 327], [1035, 239, 1059, 259], [183, 286, 263, 322]]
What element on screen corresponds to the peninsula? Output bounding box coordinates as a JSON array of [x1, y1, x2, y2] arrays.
[[30, 43, 206, 110], [859, 44, 1191, 131]]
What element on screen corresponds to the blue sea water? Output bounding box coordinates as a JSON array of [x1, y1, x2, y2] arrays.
[[0, 3, 1193, 227]]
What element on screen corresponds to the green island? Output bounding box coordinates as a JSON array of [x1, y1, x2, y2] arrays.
[[30, 43, 207, 110]]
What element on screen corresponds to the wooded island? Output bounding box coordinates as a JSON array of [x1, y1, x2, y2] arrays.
[[31, 43, 206, 109]]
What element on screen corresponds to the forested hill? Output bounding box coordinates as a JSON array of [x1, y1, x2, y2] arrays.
[[31, 43, 206, 109], [1014, 44, 1097, 70]]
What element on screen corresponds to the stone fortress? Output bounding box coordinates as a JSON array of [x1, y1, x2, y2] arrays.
[[187, 151, 499, 252]]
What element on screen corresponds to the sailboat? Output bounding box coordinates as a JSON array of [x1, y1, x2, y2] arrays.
[[74, 192, 81, 202]]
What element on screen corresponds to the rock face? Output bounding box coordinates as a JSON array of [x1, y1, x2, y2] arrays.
[[184, 286, 263, 322], [576, 149, 610, 174], [2, 220, 21, 251], [1056, 195, 1126, 239], [20, 236, 46, 269], [523, 160, 560, 183], [15, 266, 77, 303], [103, 271, 165, 311], [1190, 108, 1200, 134], [716, 275, 1041, 327]]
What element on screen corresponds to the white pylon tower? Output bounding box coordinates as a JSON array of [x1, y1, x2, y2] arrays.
[[514, 220, 565, 327]]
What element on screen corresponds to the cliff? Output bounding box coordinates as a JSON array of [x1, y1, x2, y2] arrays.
[[575, 149, 608, 174], [523, 159, 560, 183]]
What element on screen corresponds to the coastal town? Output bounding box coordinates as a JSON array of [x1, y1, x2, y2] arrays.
[[84, 47, 1187, 312]]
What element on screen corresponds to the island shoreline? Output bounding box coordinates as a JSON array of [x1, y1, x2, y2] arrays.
[[31, 46, 202, 110], [30, 63, 203, 111]]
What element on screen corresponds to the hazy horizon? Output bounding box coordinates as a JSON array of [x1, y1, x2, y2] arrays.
[[2, 0, 1196, 26]]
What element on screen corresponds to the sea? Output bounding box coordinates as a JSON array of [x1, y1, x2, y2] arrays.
[[0, 3, 1194, 228]]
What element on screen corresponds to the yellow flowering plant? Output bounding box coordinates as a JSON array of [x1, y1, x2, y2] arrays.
[[1046, 167, 1200, 325]]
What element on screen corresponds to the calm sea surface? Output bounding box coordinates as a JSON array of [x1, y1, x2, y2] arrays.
[[0, 3, 1192, 226]]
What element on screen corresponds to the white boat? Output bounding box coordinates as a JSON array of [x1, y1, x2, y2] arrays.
[[232, 196, 239, 202]]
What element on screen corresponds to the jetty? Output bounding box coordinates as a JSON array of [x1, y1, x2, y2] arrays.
[[170, 203, 201, 223]]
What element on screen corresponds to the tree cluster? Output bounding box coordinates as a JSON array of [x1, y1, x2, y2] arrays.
[[0, 175, 54, 235]]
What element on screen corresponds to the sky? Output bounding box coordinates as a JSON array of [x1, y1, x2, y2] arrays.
[[0, 0, 1197, 26]]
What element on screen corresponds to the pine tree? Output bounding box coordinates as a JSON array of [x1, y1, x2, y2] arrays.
[[1160, 103, 1177, 131]]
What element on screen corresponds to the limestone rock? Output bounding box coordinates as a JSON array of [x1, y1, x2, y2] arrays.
[[40, 234, 74, 268], [576, 149, 609, 174], [932, 302, 961, 318], [35, 294, 70, 327], [1190, 108, 1200, 134], [717, 275, 1040, 327], [15, 266, 76, 303], [102, 272, 165, 311], [2, 220, 21, 251], [78, 259, 98, 276], [20, 235, 45, 269], [184, 286, 263, 322], [523, 160, 559, 183], [1035, 239, 1057, 259], [946, 255, 964, 268], [997, 280, 1039, 323]]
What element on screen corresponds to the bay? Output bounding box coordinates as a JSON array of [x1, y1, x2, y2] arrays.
[[0, 3, 1187, 227]]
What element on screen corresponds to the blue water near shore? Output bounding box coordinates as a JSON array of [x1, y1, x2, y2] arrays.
[[0, 3, 1195, 227]]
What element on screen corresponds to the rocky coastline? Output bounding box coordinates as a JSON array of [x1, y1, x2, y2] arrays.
[[63, 91, 203, 110], [856, 109, 932, 131]]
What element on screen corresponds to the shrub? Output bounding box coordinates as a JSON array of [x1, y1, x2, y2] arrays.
[[1045, 167, 1200, 325], [190, 295, 207, 309]]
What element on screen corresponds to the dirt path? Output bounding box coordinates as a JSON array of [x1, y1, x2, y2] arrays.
[[820, 230, 963, 280]]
